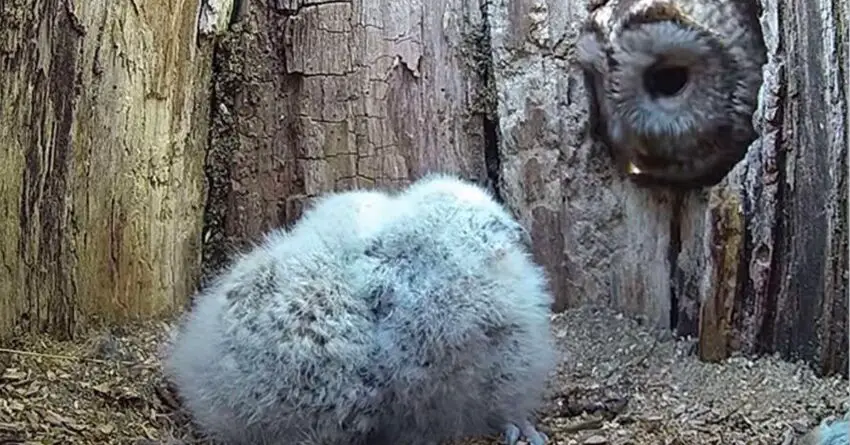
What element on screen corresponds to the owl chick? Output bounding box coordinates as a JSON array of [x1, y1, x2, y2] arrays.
[[353, 173, 555, 445], [798, 419, 849, 445], [163, 176, 555, 445], [576, 0, 766, 187], [162, 189, 396, 445], [283, 189, 395, 257]]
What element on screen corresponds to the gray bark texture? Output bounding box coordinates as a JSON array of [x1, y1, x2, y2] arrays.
[[0, 0, 845, 378], [202, 0, 494, 274], [203, 0, 847, 377], [488, 0, 848, 376], [493, 0, 848, 376]]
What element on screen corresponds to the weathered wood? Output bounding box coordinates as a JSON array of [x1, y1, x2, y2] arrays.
[[486, 0, 847, 376], [698, 186, 745, 362], [202, 0, 494, 275], [198, 0, 847, 377], [4, 0, 842, 378], [0, 0, 213, 338], [735, 0, 848, 375]]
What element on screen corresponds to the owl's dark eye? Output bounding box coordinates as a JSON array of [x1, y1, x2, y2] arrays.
[[643, 64, 689, 98]]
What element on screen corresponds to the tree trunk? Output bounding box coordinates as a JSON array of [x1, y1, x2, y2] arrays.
[[0, 0, 213, 339], [202, 0, 495, 275], [204, 0, 847, 377], [488, 0, 848, 377], [2, 0, 844, 378]]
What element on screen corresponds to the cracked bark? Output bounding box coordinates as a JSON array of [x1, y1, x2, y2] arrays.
[[202, 0, 492, 277], [204, 0, 846, 376], [1, 0, 843, 378], [486, 0, 847, 376], [0, 0, 213, 338]]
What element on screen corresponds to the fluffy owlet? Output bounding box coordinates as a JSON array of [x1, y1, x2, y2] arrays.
[[797, 419, 849, 445], [163, 175, 555, 445], [576, 0, 766, 187]]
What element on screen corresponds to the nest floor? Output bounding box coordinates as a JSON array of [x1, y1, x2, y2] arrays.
[[1, 306, 846, 445]]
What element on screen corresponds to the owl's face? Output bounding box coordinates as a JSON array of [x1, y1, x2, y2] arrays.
[[606, 21, 734, 146], [576, 4, 760, 187]]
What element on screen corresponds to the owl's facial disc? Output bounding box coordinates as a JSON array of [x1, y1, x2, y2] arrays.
[[643, 62, 689, 98]]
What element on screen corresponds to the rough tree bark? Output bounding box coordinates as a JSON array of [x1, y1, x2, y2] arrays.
[[0, 0, 213, 339], [488, 0, 848, 376], [202, 0, 495, 274], [2, 0, 843, 378], [205, 0, 847, 377]]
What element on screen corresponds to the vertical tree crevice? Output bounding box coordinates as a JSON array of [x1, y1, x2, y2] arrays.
[[668, 194, 683, 334], [201, 30, 242, 284], [478, 0, 502, 201], [229, 0, 244, 26]]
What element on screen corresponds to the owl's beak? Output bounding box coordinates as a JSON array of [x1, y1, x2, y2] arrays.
[[626, 161, 643, 175]]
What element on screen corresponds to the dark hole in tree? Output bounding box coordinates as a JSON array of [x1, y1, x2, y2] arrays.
[[643, 64, 689, 98]]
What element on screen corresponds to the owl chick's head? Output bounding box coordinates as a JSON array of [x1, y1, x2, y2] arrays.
[[577, 1, 760, 186], [365, 173, 531, 263], [401, 173, 531, 249]]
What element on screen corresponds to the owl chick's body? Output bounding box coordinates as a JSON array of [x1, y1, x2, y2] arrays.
[[576, 0, 766, 187], [282, 189, 396, 258], [162, 189, 397, 445], [798, 419, 849, 445], [163, 176, 554, 445], [353, 174, 554, 445]]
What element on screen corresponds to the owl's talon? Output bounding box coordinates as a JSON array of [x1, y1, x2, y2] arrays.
[[504, 424, 521, 445], [504, 420, 547, 445]]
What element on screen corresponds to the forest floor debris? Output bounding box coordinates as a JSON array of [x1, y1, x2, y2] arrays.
[[0, 306, 846, 445]]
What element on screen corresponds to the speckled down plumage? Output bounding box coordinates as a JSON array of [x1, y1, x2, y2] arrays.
[[162, 174, 555, 445], [800, 419, 850, 445]]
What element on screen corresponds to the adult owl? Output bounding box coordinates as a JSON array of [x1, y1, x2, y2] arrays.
[[576, 0, 766, 187]]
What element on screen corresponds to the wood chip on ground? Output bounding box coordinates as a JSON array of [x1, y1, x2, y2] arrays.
[[0, 306, 846, 444]]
